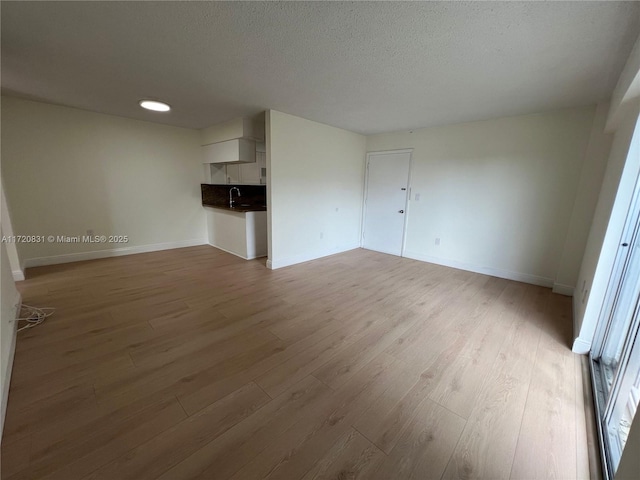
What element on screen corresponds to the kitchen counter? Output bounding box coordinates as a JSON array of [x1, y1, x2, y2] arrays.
[[201, 184, 267, 259], [202, 203, 267, 213], [201, 184, 266, 211], [203, 206, 267, 259]]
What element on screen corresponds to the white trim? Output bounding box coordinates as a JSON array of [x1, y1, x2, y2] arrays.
[[552, 283, 575, 297], [12, 269, 25, 282], [22, 239, 207, 269], [572, 337, 592, 354], [403, 249, 554, 287], [270, 244, 360, 270], [206, 242, 266, 261], [1, 292, 21, 438]]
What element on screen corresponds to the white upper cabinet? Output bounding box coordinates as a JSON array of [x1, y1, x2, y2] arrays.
[[202, 138, 256, 164], [200, 114, 265, 145], [200, 112, 265, 165]]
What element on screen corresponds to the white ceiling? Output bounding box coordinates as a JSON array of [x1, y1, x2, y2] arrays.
[[2, 1, 639, 135]]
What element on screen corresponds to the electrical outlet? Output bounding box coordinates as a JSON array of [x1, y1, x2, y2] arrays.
[[415, 193, 421, 201], [320, 232, 324, 239], [435, 237, 440, 246]]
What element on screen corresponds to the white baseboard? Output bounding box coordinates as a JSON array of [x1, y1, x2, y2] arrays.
[[207, 243, 267, 261], [22, 239, 207, 269], [402, 250, 555, 288], [552, 283, 575, 297], [269, 243, 361, 270], [12, 269, 25, 282], [1, 292, 21, 438], [572, 337, 592, 354]]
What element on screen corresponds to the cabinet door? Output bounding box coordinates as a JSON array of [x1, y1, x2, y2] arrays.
[[202, 139, 256, 164]]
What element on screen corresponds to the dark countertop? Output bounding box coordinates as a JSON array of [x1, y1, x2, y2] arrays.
[[202, 203, 267, 213], [201, 184, 266, 213]]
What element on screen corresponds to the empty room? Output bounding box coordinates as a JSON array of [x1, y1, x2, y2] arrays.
[[2, 1, 640, 479]]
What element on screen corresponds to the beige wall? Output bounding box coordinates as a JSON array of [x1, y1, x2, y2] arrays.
[[1, 97, 206, 267], [366, 106, 597, 287], [267, 110, 366, 268]]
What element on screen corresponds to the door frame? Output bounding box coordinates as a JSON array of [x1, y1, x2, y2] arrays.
[[361, 149, 414, 256]]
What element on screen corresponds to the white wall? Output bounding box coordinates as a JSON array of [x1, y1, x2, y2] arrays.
[[1, 97, 206, 267], [607, 33, 640, 133], [572, 31, 640, 353], [555, 103, 614, 295], [366, 107, 596, 287], [570, 34, 640, 478], [0, 236, 20, 437], [0, 181, 21, 436], [572, 108, 640, 353], [267, 110, 366, 269], [1, 179, 24, 280]]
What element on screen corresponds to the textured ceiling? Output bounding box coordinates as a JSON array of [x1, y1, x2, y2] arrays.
[[2, 1, 639, 134]]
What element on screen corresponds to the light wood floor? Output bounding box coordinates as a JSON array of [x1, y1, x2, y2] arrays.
[[2, 246, 589, 479]]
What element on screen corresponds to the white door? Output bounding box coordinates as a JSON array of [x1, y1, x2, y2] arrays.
[[362, 151, 411, 256]]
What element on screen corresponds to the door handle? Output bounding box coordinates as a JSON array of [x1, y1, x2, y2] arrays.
[[399, 210, 404, 214]]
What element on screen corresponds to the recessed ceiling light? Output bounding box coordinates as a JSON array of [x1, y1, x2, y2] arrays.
[[138, 100, 171, 112]]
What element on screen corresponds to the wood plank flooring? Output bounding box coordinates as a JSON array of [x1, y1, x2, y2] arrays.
[[1, 246, 589, 479]]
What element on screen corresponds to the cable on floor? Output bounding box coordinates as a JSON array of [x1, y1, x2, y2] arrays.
[[15, 304, 55, 332]]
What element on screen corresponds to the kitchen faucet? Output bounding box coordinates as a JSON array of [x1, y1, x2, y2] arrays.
[[229, 187, 241, 206]]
